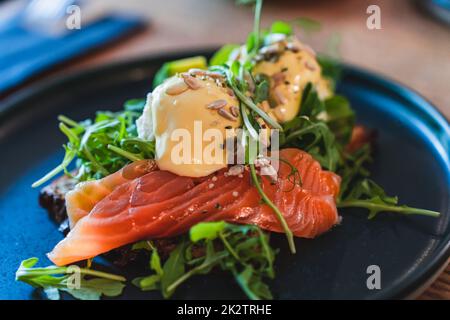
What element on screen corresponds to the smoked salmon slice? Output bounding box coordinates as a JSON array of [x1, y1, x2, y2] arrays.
[[65, 160, 157, 227], [48, 149, 341, 266]]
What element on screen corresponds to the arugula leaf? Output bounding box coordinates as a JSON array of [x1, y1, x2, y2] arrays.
[[210, 44, 240, 66], [336, 144, 440, 218], [270, 21, 292, 35], [253, 74, 270, 103], [338, 178, 440, 219], [323, 95, 355, 145], [16, 258, 126, 300], [317, 54, 342, 87], [133, 222, 276, 300], [299, 83, 325, 118], [32, 99, 155, 187], [337, 144, 372, 199], [67, 278, 125, 300], [132, 241, 164, 291], [282, 116, 340, 171], [160, 240, 187, 298], [233, 265, 272, 300], [124, 99, 146, 113], [190, 221, 226, 241]]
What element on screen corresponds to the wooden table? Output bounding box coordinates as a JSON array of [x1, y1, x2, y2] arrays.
[[2, 0, 449, 299]]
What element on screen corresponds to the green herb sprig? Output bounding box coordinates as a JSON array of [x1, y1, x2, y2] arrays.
[[32, 99, 155, 187], [336, 144, 440, 218], [133, 221, 276, 300], [15, 258, 126, 300]]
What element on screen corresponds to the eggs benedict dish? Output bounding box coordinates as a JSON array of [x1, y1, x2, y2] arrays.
[[24, 1, 438, 301]]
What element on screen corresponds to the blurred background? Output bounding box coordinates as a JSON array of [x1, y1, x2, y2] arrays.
[[0, 0, 449, 119]]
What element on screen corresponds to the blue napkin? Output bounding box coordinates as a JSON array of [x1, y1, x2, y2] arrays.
[[0, 15, 144, 93]]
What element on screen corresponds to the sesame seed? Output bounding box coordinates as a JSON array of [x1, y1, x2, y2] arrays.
[[232, 191, 239, 197], [212, 176, 218, 182], [208, 183, 215, 189]]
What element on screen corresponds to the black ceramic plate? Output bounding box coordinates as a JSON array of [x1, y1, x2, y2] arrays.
[[0, 50, 449, 300]]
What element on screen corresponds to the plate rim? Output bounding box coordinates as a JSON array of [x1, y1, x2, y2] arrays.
[[0, 48, 449, 300]]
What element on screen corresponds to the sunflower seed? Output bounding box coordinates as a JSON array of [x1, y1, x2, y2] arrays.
[[206, 99, 227, 110], [165, 81, 189, 95], [218, 108, 237, 121], [182, 74, 201, 89], [230, 106, 239, 117]]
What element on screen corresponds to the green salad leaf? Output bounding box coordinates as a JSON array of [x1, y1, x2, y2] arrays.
[[270, 20, 293, 35], [280, 84, 341, 172], [317, 54, 342, 88], [336, 144, 440, 218], [133, 222, 276, 300], [209, 44, 240, 67], [32, 99, 155, 187], [15, 258, 126, 300]]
